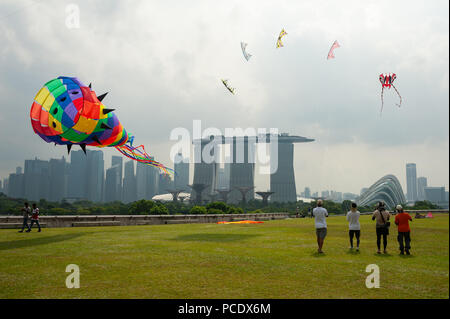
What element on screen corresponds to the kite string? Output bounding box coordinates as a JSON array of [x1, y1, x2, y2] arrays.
[[392, 84, 402, 107], [115, 144, 174, 175]]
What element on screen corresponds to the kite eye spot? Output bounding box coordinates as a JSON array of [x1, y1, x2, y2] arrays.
[[71, 91, 79, 95], [52, 122, 57, 128], [60, 97, 67, 102], [53, 108, 58, 115]]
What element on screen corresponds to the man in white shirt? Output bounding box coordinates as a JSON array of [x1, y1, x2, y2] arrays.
[[346, 203, 361, 250], [313, 199, 328, 253]]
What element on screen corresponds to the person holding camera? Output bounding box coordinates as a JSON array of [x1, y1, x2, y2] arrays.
[[372, 202, 391, 254]]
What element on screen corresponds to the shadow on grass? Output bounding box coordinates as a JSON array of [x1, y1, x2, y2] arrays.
[[0, 233, 85, 251], [311, 251, 327, 257], [373, 252, 394, 258], [171, 233, 260, 243], [346, 249, 361, 255]]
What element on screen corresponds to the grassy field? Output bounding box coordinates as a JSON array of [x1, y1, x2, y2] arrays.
[[0, 214, 448, 299]]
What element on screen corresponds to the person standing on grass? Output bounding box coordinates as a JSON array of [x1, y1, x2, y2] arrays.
[[19, 202, 31, 233], [346, 202, 361, 251], [313, 199, 328, 254], [394, 205, 412, 255], [372, 202, 391, 254], [27, 203, 41, 232]]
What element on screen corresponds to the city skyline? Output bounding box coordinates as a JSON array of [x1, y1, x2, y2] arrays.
[[1, 151, 448, 207], [0, 0, 448, 196]]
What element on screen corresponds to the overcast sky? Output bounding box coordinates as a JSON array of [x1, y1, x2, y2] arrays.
[[0, 0, 448, 195]]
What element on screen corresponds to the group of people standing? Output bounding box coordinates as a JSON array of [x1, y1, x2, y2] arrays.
[[19, 202, 41, 233], [312, 200, 413, 255]]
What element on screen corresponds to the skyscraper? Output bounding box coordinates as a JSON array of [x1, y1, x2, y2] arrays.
[[304, 187, 311, 198], [105, 165, 119, 202], [174, 152, 189, 191], [111, 156, 123, 201], [49, 157, 67, 202], [8, 171, 24, 199], [417, 177, 428, 201], [24, 158, 50, 201], [68, 150, 88, 199], [229, 137, 255, 204], [123, 160, 137, 203], [86, 150, 104, 202], [136, 162, 159, 200], [424, 187, 446, 205], [406, 163, 417, 202]]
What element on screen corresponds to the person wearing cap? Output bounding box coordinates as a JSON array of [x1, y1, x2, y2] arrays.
[[313, 199, 328, 254], [346, 202, 361, 250], [372, 201, 391, 254], [394, 205, 413, 255]]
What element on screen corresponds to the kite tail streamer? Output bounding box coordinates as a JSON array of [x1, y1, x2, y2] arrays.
[[392, 84, 402, 107], [115, 143, 174, 175], [380, 87, 385, 116]]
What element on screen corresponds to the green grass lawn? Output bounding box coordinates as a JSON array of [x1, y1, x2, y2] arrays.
[[0, 214, 448, 299]]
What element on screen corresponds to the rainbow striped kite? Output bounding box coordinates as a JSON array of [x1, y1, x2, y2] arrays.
[[30, 76, 173, 174]]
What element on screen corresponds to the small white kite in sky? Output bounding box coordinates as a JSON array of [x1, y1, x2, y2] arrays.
[[240, 42, 252, 61], [327, 40, 340, 59], [221, 79, 235, 95]]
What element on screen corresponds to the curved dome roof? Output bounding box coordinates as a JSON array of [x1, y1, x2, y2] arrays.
[[356, 174, 406, 210]]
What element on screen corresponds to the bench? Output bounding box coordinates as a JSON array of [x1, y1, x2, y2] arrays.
[[0, 222, 47, 229], [71, 221, 121, 227]]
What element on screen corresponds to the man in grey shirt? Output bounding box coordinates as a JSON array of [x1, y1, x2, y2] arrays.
[[19, 202, 31, 233], [313, 199, 328, 254]]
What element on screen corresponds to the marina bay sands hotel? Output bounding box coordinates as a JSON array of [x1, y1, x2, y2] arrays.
[[190, 133, 314, 204]]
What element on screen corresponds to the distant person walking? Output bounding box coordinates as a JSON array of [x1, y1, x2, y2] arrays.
[[394, 205, 412, 255], [19, 202, 31, 233], [313, 199, 328, 254], [372, 202, 391, 254], [346, 203, 361, 250], [27, 203, 41, 232]]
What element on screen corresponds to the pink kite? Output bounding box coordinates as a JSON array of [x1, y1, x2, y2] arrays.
[[327, 40, 340, 59], [426, 212, 433, 218]]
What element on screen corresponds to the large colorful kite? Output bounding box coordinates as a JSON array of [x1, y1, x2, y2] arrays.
[[327, 40, 340, 59], [379, 73, 402, 114], [276, 29, 287, 48], [30, 76, 173, 174]]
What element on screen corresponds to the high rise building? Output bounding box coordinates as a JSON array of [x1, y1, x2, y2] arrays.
[[68, 150, 88, 199], [321, 190, 330, 199], [86, 150, 104, 202], [111, 156, 123, 201], [406, 163, 417, 202], [424, 187, 446, 205], [229, 137, 255, 204], [123, 160, 137, 203], [49, 157, 67, 202], [192, 139, 219, 200], [24, 158, 50, 201], [2, 178, 8, 195], [270, 134, 314, 203], [105, 165, 120, 202], [174, 152, 189, 191], [304, 187, 311, 198], [136, 162, 159, 200], [8, 172, 25, 199], [159, 173, 174, 194], [417, 177, 428, 201]]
